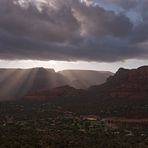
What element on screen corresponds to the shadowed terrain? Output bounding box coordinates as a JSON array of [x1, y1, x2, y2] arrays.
[[59, 70, 113, 89], [1, 66, 148, 148], [0, 68, 112, 101], [24, 66, 148, 117]]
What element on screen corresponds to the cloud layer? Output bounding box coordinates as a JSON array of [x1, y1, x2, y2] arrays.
[[0, 0, 148, 62]]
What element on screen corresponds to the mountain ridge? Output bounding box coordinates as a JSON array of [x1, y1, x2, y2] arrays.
[[90, 66, 148, 98], [24, 66, 148, 109], [0, 67, 112, 101]]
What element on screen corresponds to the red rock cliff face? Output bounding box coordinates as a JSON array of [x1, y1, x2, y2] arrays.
[[108, 66, 148, 84], [92, 66, 148, 98]]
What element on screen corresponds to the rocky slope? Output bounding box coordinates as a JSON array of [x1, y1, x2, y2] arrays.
[[90, 66, 148, 98]]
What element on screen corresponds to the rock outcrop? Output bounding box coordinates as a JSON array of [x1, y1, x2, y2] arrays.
[[91, 66, 148, 98]]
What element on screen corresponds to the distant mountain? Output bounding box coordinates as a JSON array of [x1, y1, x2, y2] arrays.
[[59, 70, 113, 89], [0, 68, 68, 101], [0, 68, 112, 101]]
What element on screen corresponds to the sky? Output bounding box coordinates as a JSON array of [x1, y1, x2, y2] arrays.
[[0, 0, 148, 72]]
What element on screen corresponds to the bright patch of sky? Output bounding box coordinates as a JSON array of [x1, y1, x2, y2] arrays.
[[0, 59, 148, 73], [92, 0, 142, 25]]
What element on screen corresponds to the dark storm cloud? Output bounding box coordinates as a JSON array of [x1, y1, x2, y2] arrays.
[[0, 0, 148, 62]]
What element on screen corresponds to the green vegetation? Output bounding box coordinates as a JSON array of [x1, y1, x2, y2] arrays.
[[0, 101, 148, 148]]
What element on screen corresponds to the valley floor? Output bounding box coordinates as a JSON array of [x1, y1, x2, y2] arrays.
[[0, 101, 148, 148]]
